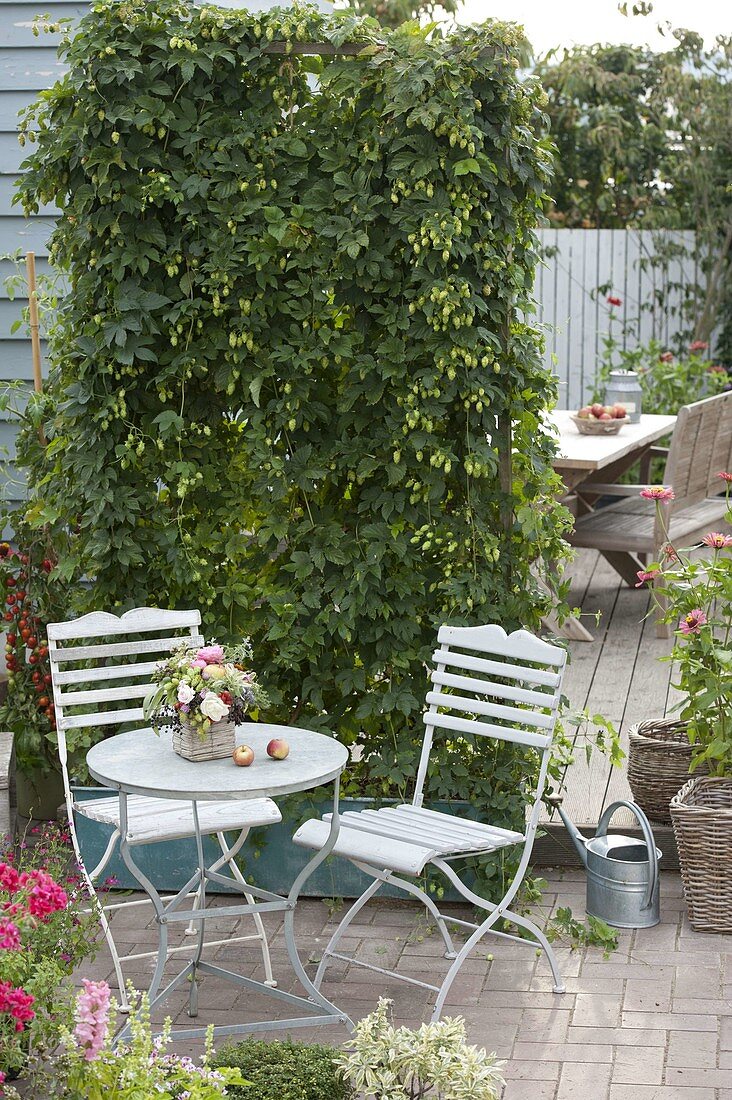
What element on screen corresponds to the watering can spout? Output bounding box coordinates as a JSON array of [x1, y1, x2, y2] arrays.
[[545, 793, 588, 866]]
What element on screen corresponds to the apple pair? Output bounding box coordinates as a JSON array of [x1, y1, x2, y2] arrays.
[[232, 738, 290, 766]]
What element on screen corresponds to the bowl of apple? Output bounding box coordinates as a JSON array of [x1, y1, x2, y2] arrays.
[[571, 402, 629, 435]]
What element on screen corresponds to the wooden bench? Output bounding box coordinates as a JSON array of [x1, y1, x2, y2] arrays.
[[567, 390, 732, 636]]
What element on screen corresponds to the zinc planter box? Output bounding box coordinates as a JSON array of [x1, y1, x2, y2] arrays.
[[74, 789, 492, 900]]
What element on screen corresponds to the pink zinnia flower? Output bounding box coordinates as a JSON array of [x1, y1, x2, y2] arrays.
[[196, 645, 224, 664], [718, 472, 732, 483], [635, 569, 659, 587], [702, 532, 732, 549], [689, 340, 709, 352], [659, 351, 674, 363], [679, 609, 707, 635], [607, 295, 622, 307], [20, 869, 67, 919], [74, 979, 110, 1061], [662, 544, 679, 563], [640, 486, 675, 502], [0, 918, 21, 951]]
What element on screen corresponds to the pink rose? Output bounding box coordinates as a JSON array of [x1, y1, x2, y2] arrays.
[[196, 645, 225, 664]]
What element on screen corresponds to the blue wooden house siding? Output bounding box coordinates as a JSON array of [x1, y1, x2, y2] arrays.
[[1, 0, 86, 505]]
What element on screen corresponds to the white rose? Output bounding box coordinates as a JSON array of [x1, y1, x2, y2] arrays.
[[200, 692, 230, 722], [177, 682, 195, 704]]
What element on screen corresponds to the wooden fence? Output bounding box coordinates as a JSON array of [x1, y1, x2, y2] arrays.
[[535, 227, 703, 410]]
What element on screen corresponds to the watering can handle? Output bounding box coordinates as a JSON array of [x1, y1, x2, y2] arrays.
[[595, 800, 659, 911]]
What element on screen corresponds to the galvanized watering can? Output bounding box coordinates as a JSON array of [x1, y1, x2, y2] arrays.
[[551, 797, 661, 928]]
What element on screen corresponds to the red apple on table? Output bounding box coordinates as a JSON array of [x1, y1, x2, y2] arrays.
[[577, 406, 592, 419], [232, 745, 255, 767], [266, 738, 290, 760], [612, 404, 627, 418], [599, 412, 613, 420], [590, 403, 605, 418]]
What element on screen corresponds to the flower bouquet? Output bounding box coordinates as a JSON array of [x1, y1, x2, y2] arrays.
[[143, 641, 267, 762]]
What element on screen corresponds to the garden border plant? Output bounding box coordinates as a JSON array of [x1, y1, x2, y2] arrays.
[[12, 0, 572, 900]]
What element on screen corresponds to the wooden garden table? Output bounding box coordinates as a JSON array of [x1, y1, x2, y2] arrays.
[[543, 411, 676, 641], [548, 411, 677, 493], [86, 722, 352, 1041]]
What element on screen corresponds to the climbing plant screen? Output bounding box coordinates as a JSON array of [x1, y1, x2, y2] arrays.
[[18, 0, 569, 847]]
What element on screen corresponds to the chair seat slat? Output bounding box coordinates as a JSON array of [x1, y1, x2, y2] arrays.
[[430, 669, 553, 708], [425, 690, 554, 730], [323, 811, 515, 855], [423, 710, 551, 749], [76, 794, 281, 842], [431, 650, 561, 688], [387, 806, 524, 844], [50, 635, 204, 664]]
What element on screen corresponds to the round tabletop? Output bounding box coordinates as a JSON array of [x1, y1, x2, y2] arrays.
[[86, 723, 349, 801]]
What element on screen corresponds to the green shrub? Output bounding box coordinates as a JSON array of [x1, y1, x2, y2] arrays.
[[211, 1038, 353, 1100]]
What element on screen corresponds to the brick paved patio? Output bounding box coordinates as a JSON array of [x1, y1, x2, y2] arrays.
[[76, 867, 732, 1099]]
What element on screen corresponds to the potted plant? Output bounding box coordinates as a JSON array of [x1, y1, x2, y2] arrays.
[[634, 475, 732, 931], [143, 640, 268, 762]]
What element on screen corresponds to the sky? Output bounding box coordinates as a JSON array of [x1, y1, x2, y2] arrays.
[[456, 0, 728, 55]]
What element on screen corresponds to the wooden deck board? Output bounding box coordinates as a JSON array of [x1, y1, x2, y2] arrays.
[[542, 547, 674, 829]]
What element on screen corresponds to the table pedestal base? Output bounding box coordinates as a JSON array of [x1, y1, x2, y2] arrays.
[[115, 783, 352, 1043]]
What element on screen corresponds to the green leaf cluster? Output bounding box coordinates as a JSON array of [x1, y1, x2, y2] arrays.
[[211, 1038, 353, 1100], [14, 0, 571, 893]]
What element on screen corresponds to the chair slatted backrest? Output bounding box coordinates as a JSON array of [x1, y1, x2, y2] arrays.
[[664, 391, 732, 510], [47, 608, 204, 770], [413, 624, 566, 817]]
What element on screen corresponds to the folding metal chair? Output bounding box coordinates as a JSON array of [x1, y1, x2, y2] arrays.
[[48, 607, 281, 1010], [294, 623, 567, 1018]]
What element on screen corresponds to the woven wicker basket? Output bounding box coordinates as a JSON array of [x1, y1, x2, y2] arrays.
[[172, 718, 236, 762], [627, 719, 705, 824], [670, 776, 732, 934]]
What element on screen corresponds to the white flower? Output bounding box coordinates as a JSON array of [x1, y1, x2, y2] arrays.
[[177, 682, 195, 704], [200, 692, 230, 722]]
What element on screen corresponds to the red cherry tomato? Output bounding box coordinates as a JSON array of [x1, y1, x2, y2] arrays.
[[29, 654, 39, 665], [26, 636, 37, 648], [5, 576, 15, 587], [3, 612, 13, 622], [38, 646, 48, 659], [38, 696, 49, 707], [5, 594, 15, 606], [7, 633, 16, 645], [16, 591, 26, 601], [43, 673, 52, 685]]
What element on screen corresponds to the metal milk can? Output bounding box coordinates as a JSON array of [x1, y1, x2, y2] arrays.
[[551, 797, 661, 928], [604, 370, 643, 423]]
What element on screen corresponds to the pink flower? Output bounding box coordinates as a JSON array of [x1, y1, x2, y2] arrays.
[[196, 645, 224, 664], [0, 918, 21, 951], [702, 532, 732, 549], [659, 351, 674, 363], [19, 870, 67, 919], [607, 295, 622, 307], [635, 569, 659, 587], [718, 472, 732, 483], [0, 1070, 5, 1088], [0, 981, 35, 1031], [689, 340, 709, 352], [190, 658, 207, 670], [74, 979, 110, 1061], [679, 609, 707, 635], [0, 863, 19, 893], [640, 486, 675, 502]]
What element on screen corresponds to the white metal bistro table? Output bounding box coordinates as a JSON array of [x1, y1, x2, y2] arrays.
[[86, 721, 351, 1040]]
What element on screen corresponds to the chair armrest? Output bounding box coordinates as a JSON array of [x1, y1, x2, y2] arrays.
[[578, 483, 647, 497]]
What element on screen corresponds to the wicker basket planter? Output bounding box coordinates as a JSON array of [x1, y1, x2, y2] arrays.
[[670, 777, 732, 934], [172, 719, 236, 762], [627, 718, 707, 824]]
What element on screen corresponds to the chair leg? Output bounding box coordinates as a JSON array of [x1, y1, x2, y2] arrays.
[[387, 872, 457, 959], [214, 830, 277, 987], [68, 822, 131, 1013], [313, 873, 387, 990]]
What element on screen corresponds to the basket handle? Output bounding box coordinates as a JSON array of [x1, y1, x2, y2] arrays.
[[595, 800, 659, 911]]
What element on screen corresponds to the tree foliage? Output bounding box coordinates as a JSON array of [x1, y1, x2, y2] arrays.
[[536, 31, 732, 342], [14, 0, 570, 865]]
